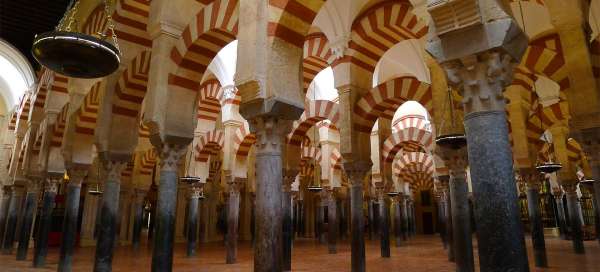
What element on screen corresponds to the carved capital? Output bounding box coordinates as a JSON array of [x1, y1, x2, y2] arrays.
[[442, 51, 515, 114], [519, 168, 543, 190], [436, 146, 468, 178], [44, 178, 59, 193], [250, 116, 291, 155], [188, 186, 203, 199], [101, 160, 127, 183], [158, 143, 188, 172], [67, 168, 88, 186], [343, 160, 372, 186], [562, 182, 579, 196]]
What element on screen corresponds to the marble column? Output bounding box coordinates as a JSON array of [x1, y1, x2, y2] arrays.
[[316, 198, 324, 243], [578, 128, 600, 246], [552, 190, 568, 239], [521, 170, 548, 267], [438, 146, 474, 272], [393, 197, 402, 247], [151, 143, 187, 272], [563, 183, 585, 254], [16, 181, 40, 260], [226, 179, 241, 264], [2, 186, 23, 254], [401, 195, 410, 242], [251, 117, 289, 272], [94, 160, 127, 272], [58, 169, 86, 272], [282, 173, 295, 270], [439, 176, 454, 262], [132, 189, 146, 250], [410, 201, 417, 236], [343, 161, 371, 272], [440, 52, 529, 271], [368, 200, 375, 240], [326, 189, 338, 254], [0, 187, 10, 247], [436, 193, 448, 249], [33, 179, 58, 267], [186, 186, 201, 257], [377, 189, 390, 258]]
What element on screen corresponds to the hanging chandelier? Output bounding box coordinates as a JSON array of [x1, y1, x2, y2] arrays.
[[435, 87, 467, 149], [89, 183, 103, 195], [32, 0, 121, 78], [179, 145, 202, 185]]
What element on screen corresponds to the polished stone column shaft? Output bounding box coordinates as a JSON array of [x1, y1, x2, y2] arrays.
[[2, 187, 22, 254], [132, 190, 146, 250], [378, 191, 390, 258], [553, 192, 568, 239], [187, 187, 200, 257], [282, 177, 294, 270], [152, 144, 187, 272], [344, 161, 370, 272], [437, 196, 448, 249], [449, 178, 474, 272], [58, 171, 85, 272], [368, 200, 375, 240], [393, 198, 402, 247], [16, 184, 39, 260], [525, 180, 548, 267], [252, 117, 287, 272], [33, 180, 58, 267], [94, 160, 126, 272], [579, 127, 600, 246], [226, 181, 240, 263], [0, 188, 10, 247], [327, 189, 338, 254], [401, 196, 410, 242], [564, 184, 585, 254], [441, 180, 455, 262]]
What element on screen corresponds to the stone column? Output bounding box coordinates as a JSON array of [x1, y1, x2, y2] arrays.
[[186, 186, 201, 257], [563, 183, 585, 254], [326, 188, 338, 254], [2, 185, 23, 254], [226, 178, 241, 264], [315, 197, 324, 243], [16, 180, 40, 260], [552, 190, 568, 239], [58, 168, 86, 272], [410, 200, 417, 236], [393, 196, 402, 247], [438, 146, 474, 272], [151, 143, 187, 272], [579, 128, 600, 246], [343, 160, 371, 272], [132, 189, 146, 250], [439, 52, 529, 271], [282, 173, 295, 270], [377, 188, 390, 258], [521, 169, 548, 267], [436, 192, 448, 249], [251, 116, 289, 272], [33, 179, 58, 267], [438, 176, 454, 262], [368, 199, 375, 240], [94, 160, 127, 272], [0, 187, 10, 247]]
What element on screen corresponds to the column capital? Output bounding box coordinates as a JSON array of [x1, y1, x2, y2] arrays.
[[562, 182, 579, 196], [436, 145, 468, 178], [100, 159, 128, 183], [44, 178, 59, 193], [518, 168, 543, 189], [66, 168, 87, 186], [188, 186, 203, 199], [157, 143, 188, 172], [343, 160, 372, 186], [249, 116, 292, 155]]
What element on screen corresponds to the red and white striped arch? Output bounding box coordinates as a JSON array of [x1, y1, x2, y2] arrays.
[[233, 125, 256, 157], [354, 76, 432, 133], [330, 147, 342, 170], [393, 152, 434, 176], [207, 160, 222, 182], [509, 0, 544, 5], [8, 111, 17, 131], [197, 79, 223, 124], [288, 100, 340, 146], [51, 104, 70, 147], [74, 82, 102, 135], [566, 138, 586, 168], [301, 145, 322, 163], [381, 118, 433, 163], [195, 129, 225, 162], [347, 1, 427, 72], [520, 34, 570, 94], [17, 95, 31, 125], [404, 171, 434, 193], [268, 0, 327, 48], [138, 119, 150, 138], [113, 50, 151, 117], [169, 0, 238, 95], [139, 148, 157, 176], [303, 33, 334, 93], [121, 156, 135, 179]]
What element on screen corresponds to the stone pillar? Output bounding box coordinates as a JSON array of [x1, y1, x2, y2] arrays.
[[2, 185, 23, 254], [552, 190, 568, 239], [579, 128, 600, 246], [368, 199, 375, 240], [563, 183, 585, 254], [0, 187, 10, 247], [437, 146, 474, 272], [94, 160, 127, 272], [186, 186, 201, 257], [316, 197, 324, 243], [400, 194, 410, 242], [132, 189, 146, 250], [377, 188, 390, 258], [438, 176, 454, 262], [436, 192, 448, 249], [282, 173, 295, 270], [251, 116, 289, 272], [410, 200, 417, 236], [326, 188, 338, 254], [440, 53, 529, 271], [58, 169, 86, 272], [343, 161, 371, 272], [393, 197, 402, 247], [521, 169, 548, 267], [16, 180, 40, 260], [33, 179, 58, 267], [226, 178, 241, 264], [151, 143, 187, 272]]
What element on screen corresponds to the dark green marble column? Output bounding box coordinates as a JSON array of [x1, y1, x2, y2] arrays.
[[58, 169, 86, 272], [33, 179, 58, 267], [2, 186, 23, 254], [344, 161, 371, 272], [16, 182, 40, 260]]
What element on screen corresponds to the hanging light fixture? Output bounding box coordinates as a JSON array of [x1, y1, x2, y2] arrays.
[[435, 87, 467, 149], [32, 0, 121, 78], [307, 163, 323, 192], [533, 89, 561, 174], [89, 160, 103, 195], [179, 145, 202, 185], [307, 87, 322, 193], [387, 191, 400, 197]]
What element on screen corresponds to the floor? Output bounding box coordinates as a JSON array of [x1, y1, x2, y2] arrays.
[[0, 235, 598, 271]]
